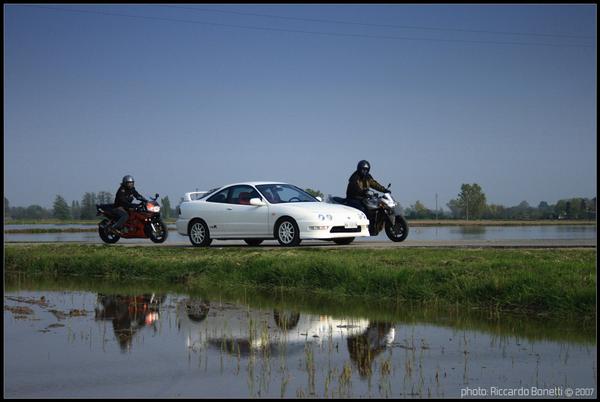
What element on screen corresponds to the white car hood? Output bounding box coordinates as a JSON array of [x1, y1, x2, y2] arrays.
[[276, 202, 362, 216]]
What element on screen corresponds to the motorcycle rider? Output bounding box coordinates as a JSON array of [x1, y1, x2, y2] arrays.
[[109, 175, 148, 234], [345, 160, 389, 215]]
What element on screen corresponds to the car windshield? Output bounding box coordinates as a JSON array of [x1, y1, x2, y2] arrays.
[[256, 184, 318, 204]]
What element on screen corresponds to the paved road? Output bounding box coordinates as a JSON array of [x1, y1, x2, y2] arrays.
[[6, 238, 596, 249]]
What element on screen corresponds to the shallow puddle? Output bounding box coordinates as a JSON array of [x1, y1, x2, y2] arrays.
[[4, 277, 597, 398]]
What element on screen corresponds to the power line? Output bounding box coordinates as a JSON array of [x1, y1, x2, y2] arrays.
[[22, 5, 595, 48], [157, 4, 596, 40]]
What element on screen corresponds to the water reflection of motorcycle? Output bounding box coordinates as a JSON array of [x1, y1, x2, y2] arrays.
[[347, 322, 396, 378], [96, 193, 168, 244], [94, 293, 164, 352], [331, 185, 409, 242]]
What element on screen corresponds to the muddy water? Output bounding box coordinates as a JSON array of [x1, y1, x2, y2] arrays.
[[4, 277, 597, 398]]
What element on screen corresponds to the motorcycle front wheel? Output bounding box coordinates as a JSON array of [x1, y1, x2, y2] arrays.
[[384, 215, 409, 242], [98, 219, 120, 244], [146, 219, 168, 243]]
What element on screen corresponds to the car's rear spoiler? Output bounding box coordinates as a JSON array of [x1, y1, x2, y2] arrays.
[[183, 191, 209, 202]]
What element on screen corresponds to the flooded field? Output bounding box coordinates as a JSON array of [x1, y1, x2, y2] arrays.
[[4, 276, 596, 398], [3, 224, 596, 244]]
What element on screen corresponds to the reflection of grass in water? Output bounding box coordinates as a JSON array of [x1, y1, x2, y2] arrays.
[[304, 343, 316, 396], [338, 361, 352, 396], [379, 355, 393, 398]]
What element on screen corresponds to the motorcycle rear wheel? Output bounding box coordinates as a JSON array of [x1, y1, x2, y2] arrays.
[[384, 215, 409, 242], [98, 219, 120, 244]]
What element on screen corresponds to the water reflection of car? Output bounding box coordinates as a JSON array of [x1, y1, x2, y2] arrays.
[[94, 293, 164, 352], [176, 299, 374, 357]]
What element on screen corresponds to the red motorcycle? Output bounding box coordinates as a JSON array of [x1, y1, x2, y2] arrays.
[[96, 193, 168, 244]]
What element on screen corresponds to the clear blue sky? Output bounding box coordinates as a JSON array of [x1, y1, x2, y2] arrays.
[[4, 4, 597, 210]]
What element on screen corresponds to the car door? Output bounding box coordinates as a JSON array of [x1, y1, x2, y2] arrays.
[[225, 185, 270, 237], [203, 187, 232, 237]]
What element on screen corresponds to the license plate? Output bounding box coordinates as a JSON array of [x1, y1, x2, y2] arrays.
[[344, 222, 357, 229]]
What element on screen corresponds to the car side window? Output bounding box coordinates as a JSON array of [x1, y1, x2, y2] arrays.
[[258, 187, 279, 203], [206, 187, 230, 204], [230, 185, 261, 205]]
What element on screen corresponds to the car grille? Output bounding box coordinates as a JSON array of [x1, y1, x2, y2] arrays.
[[330, 226, 362, 233]]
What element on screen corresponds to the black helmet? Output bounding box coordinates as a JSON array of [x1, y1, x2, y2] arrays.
[[357, 160, 370, 177], [122, 175, 135, 187]]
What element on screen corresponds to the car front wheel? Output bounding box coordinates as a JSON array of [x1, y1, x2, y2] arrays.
[[275, 218, 301, 247]]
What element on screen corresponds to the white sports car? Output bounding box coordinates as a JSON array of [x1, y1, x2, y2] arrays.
[[176, 182, 370, 247]]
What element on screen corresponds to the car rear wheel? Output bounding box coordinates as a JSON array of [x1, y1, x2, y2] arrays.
[[275, 218, 301, 247], [189, 219, 212, 247]]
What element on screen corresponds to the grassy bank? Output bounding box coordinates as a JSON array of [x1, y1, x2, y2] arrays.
[[5, 244, 595, 318]]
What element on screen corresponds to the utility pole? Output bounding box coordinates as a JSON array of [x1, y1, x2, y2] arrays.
[[435, 193, 438, 220]]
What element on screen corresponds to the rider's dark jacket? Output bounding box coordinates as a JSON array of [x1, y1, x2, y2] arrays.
[[346, 171, 388, 200], [114, 185, 147, 209]]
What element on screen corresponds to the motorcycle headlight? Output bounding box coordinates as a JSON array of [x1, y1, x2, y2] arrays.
[[147, 203, 160, 213]]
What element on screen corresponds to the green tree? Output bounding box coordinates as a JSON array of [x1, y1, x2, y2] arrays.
[[80, 192, 97, 220], [410, 200, 431, 219], [305, 188, 324, 199], [4, 197, 10, 218], [446, 199, 463, 219], [71, 200, 81, 220], [52, 195, 71, 220], [160, 196, 171, 219], [455, 183, 487, 220], [97, 191, 113, 204], [483, 203, 506, 219], [25, 205, 51, 220]]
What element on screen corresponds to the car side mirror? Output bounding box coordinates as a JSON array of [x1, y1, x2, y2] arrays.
[[387, 183, 391, 189], [250, 198, 266, 206], [316, 196, 323, 202]]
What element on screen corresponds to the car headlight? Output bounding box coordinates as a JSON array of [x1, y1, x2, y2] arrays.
[[357, 212, 367, 220], [317, 213, 333, 221]]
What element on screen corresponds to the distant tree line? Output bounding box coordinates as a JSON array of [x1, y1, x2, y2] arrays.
[[4, 184, 596, 221], [404, 183, 596, 220], [4, 193, 176, 221]]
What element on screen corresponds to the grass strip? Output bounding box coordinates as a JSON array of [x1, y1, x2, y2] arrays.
[[4, 244, 595, 318]]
